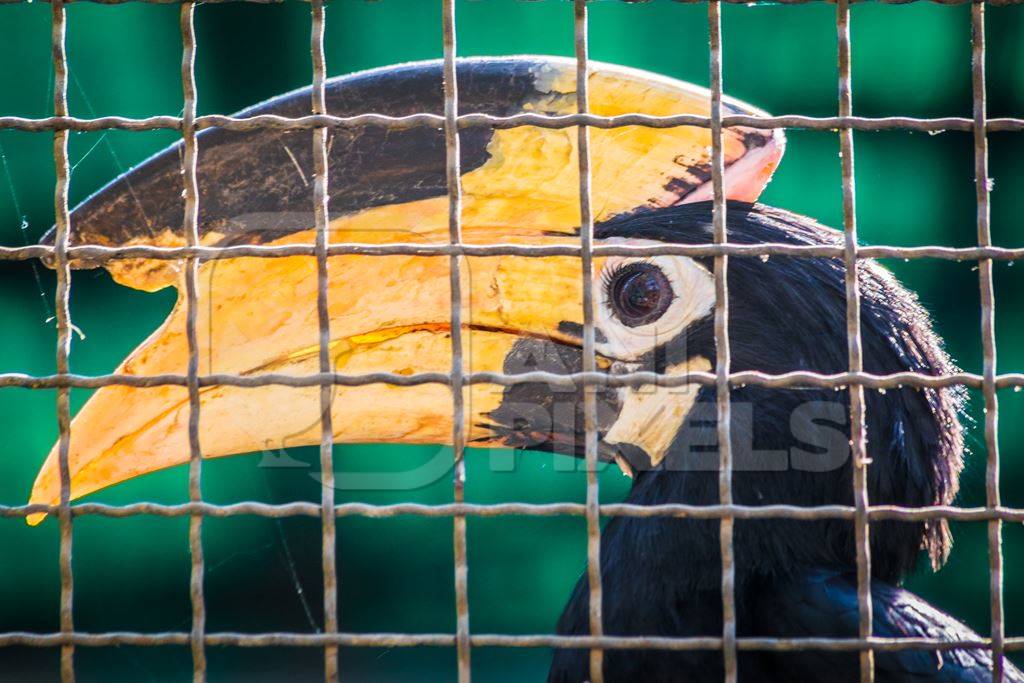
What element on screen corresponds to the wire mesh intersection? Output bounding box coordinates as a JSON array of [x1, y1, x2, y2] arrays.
[[0, 1, 1020, 682]]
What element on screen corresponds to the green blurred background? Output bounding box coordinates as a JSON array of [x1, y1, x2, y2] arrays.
[[0, 1, 1022, 680]]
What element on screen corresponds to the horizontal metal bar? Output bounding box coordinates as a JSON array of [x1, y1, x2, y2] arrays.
[[0, 0, 1021, 5], [3, 502, 1023, 523], [0, 0, 1018, 4], [0, 113, 1021, 134], [3, 370, 1023, 391], [0, 630, 1020, 653], [3, 242, 1024, 263]]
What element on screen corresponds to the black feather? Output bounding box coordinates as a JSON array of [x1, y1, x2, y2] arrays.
[[548, 202, 1015, 682], [748, 568, 1022, 682]]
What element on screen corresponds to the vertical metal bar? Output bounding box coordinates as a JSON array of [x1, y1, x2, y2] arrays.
[[310, 2, 338, 680], [179, 3, 206, 681], [836, 1, 873, 681], [50, 1, 74, 680], [441, 0, 471, 680], [573, 2, 603, 682], [707, 3, 736, 682], [971, 3, 1004, 680]]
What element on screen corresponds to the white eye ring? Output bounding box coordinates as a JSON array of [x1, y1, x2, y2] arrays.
[[594, 240, 715, 361]]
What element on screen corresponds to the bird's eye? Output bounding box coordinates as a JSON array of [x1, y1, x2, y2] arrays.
[[607, 262, 674, 327]]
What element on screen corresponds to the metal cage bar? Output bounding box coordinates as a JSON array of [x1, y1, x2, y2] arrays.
[[3, 112, 1023, 134], [49, 1, 75, 681], [707, 2, 737, 681], [972, 3, 1006, 681], [309, 1, 340, 680], [179, 3, 207, 681], [572, 3, 605, 681], [6, 369, 1024, 391], [0, 1, 1020, 679], [440, 0, 473, 679], [0, 630, 1021, 652], [1, 0, 1022, 5], [835, 0, 874, 681], [5, 241, 1024, 263], [4, 500, 1024, 523]]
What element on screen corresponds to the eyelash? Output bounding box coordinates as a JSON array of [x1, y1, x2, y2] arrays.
[[600, 259, 653, 296], [600, 262, 625, 301]]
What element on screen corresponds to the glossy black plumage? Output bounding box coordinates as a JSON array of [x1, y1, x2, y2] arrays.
[[553, 563, 1022, 682], [546, 203, 1020, 682], [753, 569, 1017, 681]]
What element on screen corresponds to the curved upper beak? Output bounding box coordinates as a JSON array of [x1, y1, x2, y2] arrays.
[[28, 56, 783, 523]]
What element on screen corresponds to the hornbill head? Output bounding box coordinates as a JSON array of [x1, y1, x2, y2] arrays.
[[28, 57, 963, 590]]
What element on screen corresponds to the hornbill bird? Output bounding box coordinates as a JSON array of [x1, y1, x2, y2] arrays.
[[29, 58, 1021, 682]]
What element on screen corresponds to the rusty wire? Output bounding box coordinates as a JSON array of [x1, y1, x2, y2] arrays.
[[0, 630, 1021, 652], [3, 500, 1024, 523], [48, 1, 75, 681], [6, 242, 1024, 263], [0, 0, 1021, 5], [835, 0, 874, 680], [5, 368, 1024, 391], [707, 2, 737, 681], [572, 2, 605, 682], [2, 112, 1024, 134], [179, 2, 207, 681], [1, 1, 1020, 682], [972, 3, 1006, 681], [440, 0, 472, 678], [308, 2, 339, 680]]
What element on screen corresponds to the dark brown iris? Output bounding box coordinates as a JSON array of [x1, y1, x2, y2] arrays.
[[608, 262, 673, 327]]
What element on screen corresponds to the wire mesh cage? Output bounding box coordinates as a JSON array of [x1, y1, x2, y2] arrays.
[[0, 1, 1022, 682]]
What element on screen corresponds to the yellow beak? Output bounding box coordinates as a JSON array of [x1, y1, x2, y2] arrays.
[[29, 57, 783, 523]]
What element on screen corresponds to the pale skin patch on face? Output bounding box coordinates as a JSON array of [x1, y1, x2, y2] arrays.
[[603, 355, 712, 469], [595, 246, 716, 362], [595, 249, 715, 469]]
